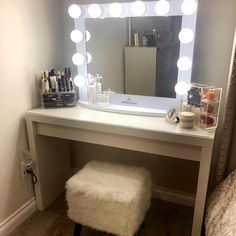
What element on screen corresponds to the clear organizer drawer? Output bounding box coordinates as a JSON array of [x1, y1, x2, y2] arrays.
[[41, 91, 76, 108]]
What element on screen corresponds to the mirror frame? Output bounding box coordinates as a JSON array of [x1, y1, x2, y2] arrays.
[[70, 0, 198, 113]]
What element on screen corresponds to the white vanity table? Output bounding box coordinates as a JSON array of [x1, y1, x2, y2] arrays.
[[26, 105, 214, 236]]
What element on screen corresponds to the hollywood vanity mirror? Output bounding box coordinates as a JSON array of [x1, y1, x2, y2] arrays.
[[68, 0, 198, 116]]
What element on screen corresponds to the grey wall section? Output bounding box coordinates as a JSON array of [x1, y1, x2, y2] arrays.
[[0, 0, 64, 223], [63, 0, 236, 194]]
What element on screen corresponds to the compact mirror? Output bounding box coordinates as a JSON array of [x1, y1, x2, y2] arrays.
[[69, 0, 198, 115]]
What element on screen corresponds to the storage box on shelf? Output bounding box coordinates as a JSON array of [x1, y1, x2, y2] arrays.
[[183, 83, 222, 130], [41, 91, 76, 108]]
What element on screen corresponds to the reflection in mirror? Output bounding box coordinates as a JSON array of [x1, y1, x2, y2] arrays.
[[85, 16, 182, 99]]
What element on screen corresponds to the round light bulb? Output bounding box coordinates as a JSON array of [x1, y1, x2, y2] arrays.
[[88, 4, 102, 18], [109, 2, 123, 17], [181, 0, 197, 15], [131, 1, 146, 16], [70, 30, 83, 43], [177, 57, 192, 71], [68, 4, 81, 19], [87, 52, 92, 64], [178, 28, 194, 44], [175, 81, 190, 95], [86, 31, 91, 42], [155, 0, 170, 16], [74, 75, 86, 87], [72, 53, 85, 66]]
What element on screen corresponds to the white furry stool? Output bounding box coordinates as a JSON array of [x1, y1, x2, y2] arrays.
[[66, 161, 151, 236]]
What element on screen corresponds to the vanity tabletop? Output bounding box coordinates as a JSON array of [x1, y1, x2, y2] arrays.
[[26, 105, 215, 146]]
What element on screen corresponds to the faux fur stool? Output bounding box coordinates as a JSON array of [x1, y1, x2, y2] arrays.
[[66, 161, 151, 236]]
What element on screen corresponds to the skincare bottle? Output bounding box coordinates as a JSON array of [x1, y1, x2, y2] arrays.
[[87, 74, 97, 104], [46, 71, 52, 92], [50, 69, 57, 92], [68, 67, 74, 91], [95, 74, 103, 94], [41, 71, 49, 93], [57, 71, 62, 92], [64, 68, 70, 91], [61, 72, 66, 92]]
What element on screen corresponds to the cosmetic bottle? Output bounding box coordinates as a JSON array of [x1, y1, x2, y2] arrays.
[[61, 72, 66, 92], [87, 74, 97, 104], [50, 69, 57, 92], [46, 71, 52, 92], [68, 67, 74, 91], [41, 71, 49, 93], [64, 68, 70, 92], [57, 71, 62, 92]]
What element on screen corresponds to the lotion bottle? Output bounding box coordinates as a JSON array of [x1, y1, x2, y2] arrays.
[[87, 74, 97, 104]]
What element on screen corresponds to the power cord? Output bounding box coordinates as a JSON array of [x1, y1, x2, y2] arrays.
[[25, 169, 38, 184]]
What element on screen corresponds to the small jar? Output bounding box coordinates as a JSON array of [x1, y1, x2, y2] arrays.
[[179, 111, 195, 129]]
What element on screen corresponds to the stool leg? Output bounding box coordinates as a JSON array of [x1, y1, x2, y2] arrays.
[[74, 223, 82, 236]]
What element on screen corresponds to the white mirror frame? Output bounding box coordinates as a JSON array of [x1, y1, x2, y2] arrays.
[[69, 0, 198, 115]]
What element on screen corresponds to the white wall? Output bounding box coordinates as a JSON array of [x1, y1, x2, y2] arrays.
[[0, 0, 64, 223]]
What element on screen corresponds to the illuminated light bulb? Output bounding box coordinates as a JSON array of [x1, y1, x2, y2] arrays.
[[131, 1, 146, 16], [155, 0, 170, 16], [68, 4, 81, 19], [109, 2, 123, 17], [87, 52, 92, 64], [72, 53, 85, 66], [181, 0, 197, 15], [178, 28, 194, 44], [70, 30, 83, 43], [88, 4, 102, 18], [175, 81, 190, 95], [74, 75, 86, 87], [177, 57, 192, 71], [86, 31, 91, 42]]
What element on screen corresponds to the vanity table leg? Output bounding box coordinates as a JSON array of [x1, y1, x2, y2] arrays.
[[26, 120, 71, 210], [192, 147, 213, 236]]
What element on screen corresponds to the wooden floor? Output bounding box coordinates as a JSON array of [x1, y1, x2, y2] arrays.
[[8, 195, 194, 236]]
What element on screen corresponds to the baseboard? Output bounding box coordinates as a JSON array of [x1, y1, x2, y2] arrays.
[[0, 197, 36, 236], [152, 185, 195, 207]]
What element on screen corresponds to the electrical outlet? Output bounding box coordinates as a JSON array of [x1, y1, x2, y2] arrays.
[[21, 161, 33, 178]]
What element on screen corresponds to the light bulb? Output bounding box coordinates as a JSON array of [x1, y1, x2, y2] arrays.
[[88, 4, 102, 18], [87, 52, 92, 64], [178, 28, 194, 44], [109, 2, 123, 17], [177, 57, 192, 71], [70, 30, 83, 43], [131, 1, 146, 16], [74, 75, 86, 87], [72, 53, 85, 66], [68, 4, 81, 19], [155, 0, 170, 16], [181, 0, 197, 15], [175, 82, 190, 95], [86, 31, 91, 42]]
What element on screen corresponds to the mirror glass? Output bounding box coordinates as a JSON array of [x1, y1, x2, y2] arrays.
[[85, 16, 182, 99]]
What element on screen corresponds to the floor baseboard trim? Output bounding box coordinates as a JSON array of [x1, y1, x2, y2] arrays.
[[152, 185, 195, 207], [0, 197, 36, 236]]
